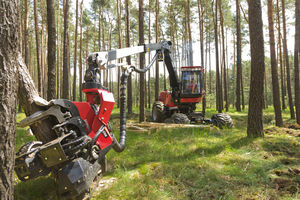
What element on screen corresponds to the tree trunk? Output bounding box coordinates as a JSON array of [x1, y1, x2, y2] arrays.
[[209, 32, 212, 95], [34, 0, 42, 95], [73, 0, 79, 101], [276, 0, 286, 110], [220, 0, 228, 112], [117, 0, 122, 108], [24, 0, 29, 68], [47, 0, 56, 100], [98, 7, 101, 51], [56, 1, 61, 98], [0, 1, 19, 198], [155, 0, 159, 101], [139, 0, 145, 122], [214, 0, 222, 113], [148, 0, 152, 109], [125, 0, 132, 114], [232, 38, 236, 107], [281, 0, 295, 119], [62, 0, 70, 99], [186, 0, 193, 66], [79, 0, 83, 102], [247, 0, 265, 138], [267, 0, 283, 126], [235, 0, 241, 111], [294, 0, 300, 124], [197, 0, 206, 114]]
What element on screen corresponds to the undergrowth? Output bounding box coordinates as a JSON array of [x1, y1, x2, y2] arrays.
[[14, 107, 300, 200]]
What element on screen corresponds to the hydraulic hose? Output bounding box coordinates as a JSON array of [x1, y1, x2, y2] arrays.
[[132, 52, 158, 73], [112, 52, 157, 152], [112, 71, 129, 152]]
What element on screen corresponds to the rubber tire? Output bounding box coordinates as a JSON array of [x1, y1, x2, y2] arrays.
[[211, 113, 233, 129], [171, 113, 190, 124], [152, 101, 166, 122]]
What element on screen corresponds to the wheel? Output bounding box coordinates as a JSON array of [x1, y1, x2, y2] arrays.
[[152, 101, 166, 122], [171, 113, 190, 124], [211, 113, 233, 129], [164, 118, 173, 123]]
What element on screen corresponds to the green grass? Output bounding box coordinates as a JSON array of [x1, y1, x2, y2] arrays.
[[14, 107, 300, 200]]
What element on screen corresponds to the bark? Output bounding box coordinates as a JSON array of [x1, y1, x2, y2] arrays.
[[98, 7, 101, 51], [232, 38, 236, 107], [155, 0, 159, 101], [73, 0, 79, 101], [214, 0, 222, 113], [125, 0, 132, 114], [79, 0, 83, 102], [62, 0, 70, 99], [47, 0, 56, 100], [235, 0, 241, 111], [281, 0, 295, 119], [186, 0, 193, 66], [56, 1, 61, 98], [276, 0, 286, 110], [24, 0, 29, 68], [0, 1, 19, 198], [264, 68, 268, 109], [197, 0, 206, 113], [267, 0, 283, 126], [34, 0, 42, 95], [139, 0, 145, 122], [117, 0, 121, 108], [148, 0, 151, 109], [220, 0, 228, 112], [295, 0, 300, 124], [209, 32, 212, 94], [247, 0, 265, 138]]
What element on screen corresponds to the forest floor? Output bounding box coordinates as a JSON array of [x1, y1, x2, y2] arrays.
[[14, 107, 300, 200]]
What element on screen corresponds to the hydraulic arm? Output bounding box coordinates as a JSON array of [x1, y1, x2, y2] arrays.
[[88, 41, 180, 95]]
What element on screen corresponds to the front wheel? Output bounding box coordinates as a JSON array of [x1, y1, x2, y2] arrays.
[[211, 113, 233, 129], [171, 113, 190, 124]]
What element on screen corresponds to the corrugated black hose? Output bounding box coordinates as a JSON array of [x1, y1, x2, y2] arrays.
[[112, 71, 129, 152], [112, 52, 158, 152]]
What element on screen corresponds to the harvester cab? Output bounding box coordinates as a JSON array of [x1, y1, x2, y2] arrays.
[[180, 66, 204, 98]]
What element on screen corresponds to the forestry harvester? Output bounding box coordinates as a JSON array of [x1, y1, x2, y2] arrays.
[[15, 41, 232, 199]]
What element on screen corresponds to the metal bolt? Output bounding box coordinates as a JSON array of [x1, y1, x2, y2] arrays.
[[54, 147, 57, 150], [78, 180, 81, 183], [64, 187, 67, 190], [59, 158, 62, 161], [44, 157, 48, 160]]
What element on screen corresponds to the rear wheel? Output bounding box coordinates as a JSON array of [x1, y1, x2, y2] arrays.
[[211, 113, 233, 129], [171, 113, 190, 124], [152, 101, 166, 122]]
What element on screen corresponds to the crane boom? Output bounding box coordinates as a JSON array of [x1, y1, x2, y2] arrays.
[[87, 41, 180, 94]]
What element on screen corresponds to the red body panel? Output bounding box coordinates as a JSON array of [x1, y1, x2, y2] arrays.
[[73, 88, 115, 150], [72, 102, 95, 132], [159, 91, 176, 107], [180, 97, 203, 103]]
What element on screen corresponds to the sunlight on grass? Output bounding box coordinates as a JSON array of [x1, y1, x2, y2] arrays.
[[14, 107, 300, 200]]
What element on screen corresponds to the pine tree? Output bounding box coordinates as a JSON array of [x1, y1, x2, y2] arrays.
[[47, 0, 56, 100], [247, 0, 265, 137], [267, 0, 283, 126]]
